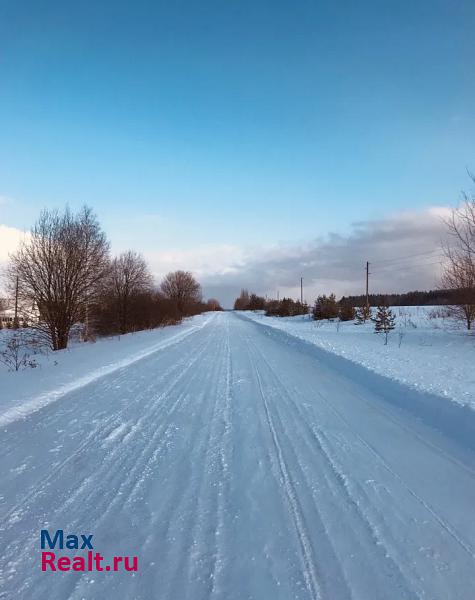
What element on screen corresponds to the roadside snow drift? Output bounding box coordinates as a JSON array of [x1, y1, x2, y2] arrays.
[[241, 306, 475, 408]]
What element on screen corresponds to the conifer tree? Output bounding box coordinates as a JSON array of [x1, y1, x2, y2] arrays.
[[338, 303, 355, 322], [355, 305, 371, 324], [372, 305, 396, 344], [313, 293, 338, 320]]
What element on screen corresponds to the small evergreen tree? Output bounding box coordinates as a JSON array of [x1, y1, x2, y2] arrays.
[[248, 293, 266, 311], [372, 305, 396, 344], [338, 303, 355, 322], [234, 289, 250, 310], [294, 300, 309, 316], [355, 305, 371, 324], [313, 293, 339, 320]]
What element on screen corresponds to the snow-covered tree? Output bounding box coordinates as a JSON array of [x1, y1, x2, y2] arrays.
[[372, 305, 396, 344], [355, 305, 371, 324]]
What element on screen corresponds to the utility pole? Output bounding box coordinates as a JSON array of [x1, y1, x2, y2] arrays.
[[300, 277, 303, 304], [13, 275, 19, 329], [365, 261, 370, 309], [277, 290, 280, 301]]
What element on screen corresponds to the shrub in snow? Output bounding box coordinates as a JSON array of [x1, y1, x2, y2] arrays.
[[372, 306, 396, 345], [398, 328, 405, 348], [266, 298, 309, 317], [0, 331, 44, 372], [428, 307, 451, 319]]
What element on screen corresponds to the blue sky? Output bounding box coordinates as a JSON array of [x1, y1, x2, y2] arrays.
[[1, 1, 474, 303]]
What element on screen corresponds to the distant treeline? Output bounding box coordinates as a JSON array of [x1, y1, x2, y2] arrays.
[[339, 289, 464, 307]]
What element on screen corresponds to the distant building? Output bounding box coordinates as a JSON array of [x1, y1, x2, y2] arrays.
[[0, 308, 17, 326], [0, 303, 38, 327]]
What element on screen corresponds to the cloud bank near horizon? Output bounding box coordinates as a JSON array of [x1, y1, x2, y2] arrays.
[[198, 207, 450, 307]]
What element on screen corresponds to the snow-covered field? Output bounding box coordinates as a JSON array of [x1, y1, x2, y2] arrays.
[[241, 306, 475, 408], [1, 311, 475, 599]]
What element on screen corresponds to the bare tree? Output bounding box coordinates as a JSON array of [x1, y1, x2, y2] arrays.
[[106, 251, 153, 334], [206, 298, 223, 311], [441, 174, 475, 330], [160, 271, 202, 315], [9, 206, 109, 350]]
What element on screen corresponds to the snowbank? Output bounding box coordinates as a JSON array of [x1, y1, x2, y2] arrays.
[[0, 313, 214, 426], [240, 307, 475, 408]]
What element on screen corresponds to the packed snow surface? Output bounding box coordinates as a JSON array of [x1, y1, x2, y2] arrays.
[[0, 313, 212, 426], [1, 311, 475, 599], [242, 306, 475, 407]]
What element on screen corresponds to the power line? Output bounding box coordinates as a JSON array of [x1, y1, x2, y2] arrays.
[[371, 260, 444, 275], [371, 249, 442, 266], [365, 261, 369, 308]]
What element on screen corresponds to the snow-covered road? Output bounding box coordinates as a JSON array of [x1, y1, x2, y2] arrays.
[[1, 311, 474, 599]]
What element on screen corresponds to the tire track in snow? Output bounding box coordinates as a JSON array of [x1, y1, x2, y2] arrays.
[[245, 337, 323, 600], [0, 331, 210, 528], [0, 329, 216, 598], [0, 315, 215, 428], [249, 334, 475, 596], [247, 335, 423, 600], [209, 316, 233, 597], [63, 338, 218, 600], [313, 385, 475, 561], [60, 331, 216, 522], [184, 330, 229, 596], [305, 357, 475, 482], [0, 333, 209, 530], [159, 315, 234, 600], [161, 324, 231, 599]]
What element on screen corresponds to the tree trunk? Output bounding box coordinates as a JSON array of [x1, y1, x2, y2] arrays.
[[57, 333, 69, 350]]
